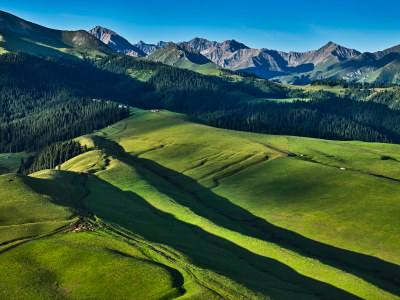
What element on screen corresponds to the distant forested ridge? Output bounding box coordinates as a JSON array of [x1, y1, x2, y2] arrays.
[[310, 79, 398, 89], [206, 97, 400, 143], [2, 51, 400, 153], [92, 55, 400, 144], [0, 52, 129, 152]]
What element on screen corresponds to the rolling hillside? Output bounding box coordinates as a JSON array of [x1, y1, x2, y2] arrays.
[[1, 7, 400, 300], [1, 109, 400, 299], [0, 10, 113, 59]]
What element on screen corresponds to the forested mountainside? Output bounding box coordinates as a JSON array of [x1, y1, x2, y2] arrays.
[[93, 54, 400, 143], [3, 50, 400, 156], [0, 52, 129, 152]]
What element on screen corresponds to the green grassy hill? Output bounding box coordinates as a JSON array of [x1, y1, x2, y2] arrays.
[[0, 10, 114, 59], [1, 109, 400, 299]]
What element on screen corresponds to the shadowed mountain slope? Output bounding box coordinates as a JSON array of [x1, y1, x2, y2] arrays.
[[0, 10, 113, 59], [88, 26, 146, 57]]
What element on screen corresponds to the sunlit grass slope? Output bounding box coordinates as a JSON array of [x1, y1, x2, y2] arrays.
[[0, 170, 185, 299], [0, 232, 183, 299], [0, 11, 114, 59], [1, 108, 400, 299], [147, 42, 220, 74], [0, 171, 79, 248], [67, 109, 400, 299]]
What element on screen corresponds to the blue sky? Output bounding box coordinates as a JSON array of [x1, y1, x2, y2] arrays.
[[1, 0, 399, 52]]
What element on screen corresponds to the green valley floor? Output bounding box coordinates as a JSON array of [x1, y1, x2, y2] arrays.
[[1, 108, 400, 299]]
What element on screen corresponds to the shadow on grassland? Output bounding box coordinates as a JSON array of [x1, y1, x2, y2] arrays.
[[91, 135, 400, 297], [83, 173, 358, 299]]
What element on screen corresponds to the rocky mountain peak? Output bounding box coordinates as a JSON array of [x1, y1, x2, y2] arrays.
[[323, 41, 338, 48], [220, 39, 249, 52], [185, 37, 217, 52], [88, 26, 145, 57], [90, 26, 116, 35], [88, 26, 118, 43]]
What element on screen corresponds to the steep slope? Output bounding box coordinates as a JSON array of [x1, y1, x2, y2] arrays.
[[318, 47, 400, 84], [184, 38, 250, 67], [279, 41, 361, 67], [85, 24, 400, 84], [375, 44, 400, 58], [78, 22, 400, 84], [147, 42, 220, 74], [183, 38, 360, 81], [88, 26, 146, 57], [185, 37, 218, 52], [0, 10, 113, 59]]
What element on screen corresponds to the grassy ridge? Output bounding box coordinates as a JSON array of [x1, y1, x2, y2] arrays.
[[1, 109, 400, 298], [69, 109, 400, 298], [0, 172, 78, 247], [0, 170, 185, 299], [0, 232, 183, 299]]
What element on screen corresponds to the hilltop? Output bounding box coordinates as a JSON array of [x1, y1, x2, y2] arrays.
[[0, 10, 113, 59]]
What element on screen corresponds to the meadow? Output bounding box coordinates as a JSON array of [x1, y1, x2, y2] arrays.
[[1, 108, 400, 299], [0, 153, 29, 174]]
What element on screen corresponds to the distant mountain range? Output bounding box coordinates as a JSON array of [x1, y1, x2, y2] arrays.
[[88, 26, 171, 57], [88, 26, 146, 57], [1, 9, 400, 85], [147, 42, 220, 74], [88, 25, 400, 84]]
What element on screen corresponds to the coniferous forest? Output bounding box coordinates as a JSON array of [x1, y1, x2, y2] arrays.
[[0, 53, 130, 153], [18, 141, 86, 175], [2, 51, 400, 156]]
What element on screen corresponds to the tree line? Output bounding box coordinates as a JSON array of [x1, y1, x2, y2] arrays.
[[18, 141, 86, 175], [205, 97, 400, 143], [2, 51, 400, 159], [311, 79, 397, 89]]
